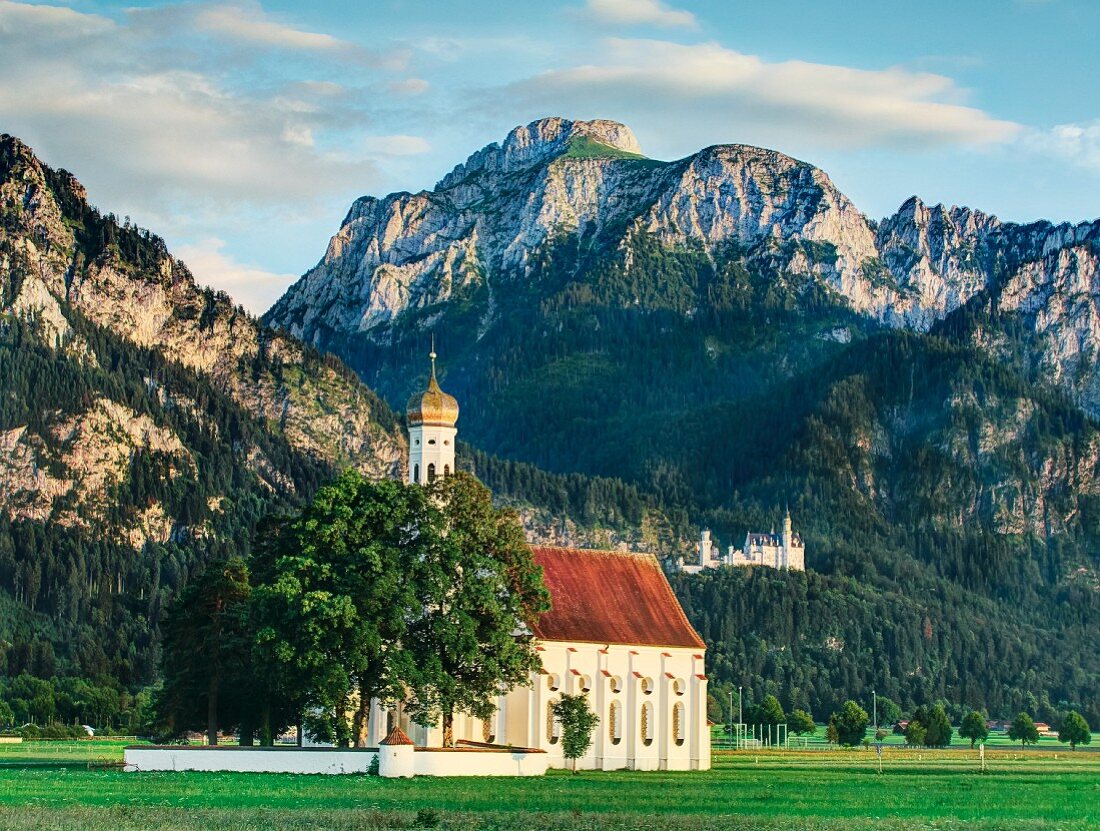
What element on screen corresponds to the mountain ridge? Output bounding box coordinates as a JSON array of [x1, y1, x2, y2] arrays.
[[267, 116, 1100, 416]]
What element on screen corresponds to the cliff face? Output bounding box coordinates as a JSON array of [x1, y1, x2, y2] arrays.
[[268, 117, 1100, 416], [0, 134, 404, 545]]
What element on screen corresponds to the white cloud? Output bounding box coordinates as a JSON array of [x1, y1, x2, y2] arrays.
[[175, 238, 298, 314], [193, 2, 352, 53], [583, 0, 697, 28], [504, 39, 1019, 151], [0, 2, 384, 210], [1026, 121, 1100, 172]]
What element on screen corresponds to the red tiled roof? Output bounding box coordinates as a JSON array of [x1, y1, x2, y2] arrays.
[[530, 547, 706, 649], [380, 726, 415, 746]]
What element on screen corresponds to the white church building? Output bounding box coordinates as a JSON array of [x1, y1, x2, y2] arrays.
[[360, 350, 712, 771]]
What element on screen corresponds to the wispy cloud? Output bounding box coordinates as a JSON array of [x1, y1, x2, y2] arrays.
[[1026, 121, 1100, 172], [174, 237, 298, 314], [0, 2, 424, 212], [193, 2, 353, 53], [582, 0, 697, 28], [502, 39, 1019, 151]]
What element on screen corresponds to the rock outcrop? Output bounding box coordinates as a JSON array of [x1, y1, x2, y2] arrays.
[[0, 134, 404, 545], [268, 117, 1100, 414]]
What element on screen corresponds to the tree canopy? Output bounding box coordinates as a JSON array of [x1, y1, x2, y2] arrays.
[[1009, 712, 1040, 747], [157, 558, 254, 745], [554, 693, 600, 772], [959, 711, 989, 748], [403, 472, 550, 745], [787, 708, 816, 736], [829, 700, 868, 746], [1058, 711, 1091, 749]]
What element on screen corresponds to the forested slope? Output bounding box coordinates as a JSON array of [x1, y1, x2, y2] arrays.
[[0, 135, 404, 687]]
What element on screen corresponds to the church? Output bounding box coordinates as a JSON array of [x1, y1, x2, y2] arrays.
[[358, 350, 711, 771]]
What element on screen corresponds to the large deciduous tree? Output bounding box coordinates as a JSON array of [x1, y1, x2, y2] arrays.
[[959, 711, 989, 748], [403, 472, 550, 746], [252, 472, 434, 747], [1008, 712, 1039, 747], [787, 709, 816, 737], [1058, 711, 1091, 750], [829, 700, 869, 747]]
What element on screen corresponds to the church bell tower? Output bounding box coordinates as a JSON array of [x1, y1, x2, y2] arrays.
[[406, 345, 459, 485]]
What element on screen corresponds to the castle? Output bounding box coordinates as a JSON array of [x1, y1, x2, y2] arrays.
[[676, 510, 805, 573]]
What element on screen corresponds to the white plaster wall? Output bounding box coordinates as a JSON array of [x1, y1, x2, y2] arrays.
[[124, 747, 377, 774], [414, 749, 549, 777], [125, 746, 549, 777], [503, 642, 708, 771], [408, 424, 456, 483]]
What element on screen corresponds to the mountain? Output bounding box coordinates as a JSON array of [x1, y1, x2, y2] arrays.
[[267, 117, 1100, 722], [268, 117, 1100, 417], [0, 135, 404, 684]]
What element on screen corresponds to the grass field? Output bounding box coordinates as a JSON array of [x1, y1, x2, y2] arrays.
[[0, 742, 1096, 830]]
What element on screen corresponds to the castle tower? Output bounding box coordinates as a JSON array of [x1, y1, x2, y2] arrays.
[[781, 506, 792, 569], [406, 346, 459, 485]]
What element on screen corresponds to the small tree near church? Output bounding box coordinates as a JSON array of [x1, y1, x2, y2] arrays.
[[554, 694, 599, 773]]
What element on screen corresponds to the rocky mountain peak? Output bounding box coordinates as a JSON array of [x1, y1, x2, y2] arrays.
[[436, 117, 644, 190]]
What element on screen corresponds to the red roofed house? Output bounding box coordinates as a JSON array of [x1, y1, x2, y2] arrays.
[[356, 356, 711, 771]]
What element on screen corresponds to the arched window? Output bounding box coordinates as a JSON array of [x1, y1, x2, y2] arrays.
[[482, 716, 495, 744], [641, 701, 654, 746], [427, 463, 436, 483], [547, 699, 560, 745], [413, 464, 419, 484], [672, 702, 686, 746], [444, 464, 450, 477], [608, 700, 622, 746]]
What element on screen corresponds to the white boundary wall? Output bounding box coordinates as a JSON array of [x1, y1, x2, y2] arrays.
[[125, 747, 376, 774], [413, 748, 548, 777], [124, 746, 550, 777]]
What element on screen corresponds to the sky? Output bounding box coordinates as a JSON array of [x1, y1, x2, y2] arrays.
[[1, 0, 1098, 314]]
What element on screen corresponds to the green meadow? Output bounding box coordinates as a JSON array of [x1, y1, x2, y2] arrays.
[[0, 743, 1096, 830]]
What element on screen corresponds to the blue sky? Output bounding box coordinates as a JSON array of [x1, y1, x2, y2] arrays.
[[1, 0, 1097, 313]]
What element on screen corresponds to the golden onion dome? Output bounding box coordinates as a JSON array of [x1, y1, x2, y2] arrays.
[[407, 351, 459, 427]]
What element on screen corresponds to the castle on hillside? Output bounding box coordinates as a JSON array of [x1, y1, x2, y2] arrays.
[[675, 510, 805, 573]]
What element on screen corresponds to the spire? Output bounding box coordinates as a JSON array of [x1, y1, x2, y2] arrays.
[[407, 335, 459, 428]]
